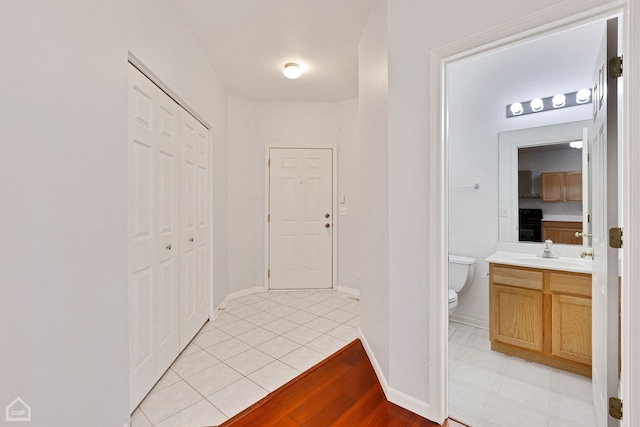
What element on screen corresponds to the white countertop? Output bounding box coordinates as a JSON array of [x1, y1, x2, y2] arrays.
[[486, 251, 592, 274]]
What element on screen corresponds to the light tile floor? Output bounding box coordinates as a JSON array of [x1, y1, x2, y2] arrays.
[[132, 290, 360, 427], [448, 323, 597, 427]]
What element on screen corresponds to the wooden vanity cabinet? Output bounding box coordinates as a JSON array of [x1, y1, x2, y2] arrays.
[[541, 171, 582, 202], [489, 263, 591, 377]]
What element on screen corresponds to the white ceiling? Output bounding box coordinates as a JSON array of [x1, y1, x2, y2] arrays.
[[174, 1, 606, 105], [173, 0, 376, 102], [450, 20, 607, 106]]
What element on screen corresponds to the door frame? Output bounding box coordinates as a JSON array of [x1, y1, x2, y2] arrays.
[[263, 145, 338, 292], [428, 1, 640, 424]]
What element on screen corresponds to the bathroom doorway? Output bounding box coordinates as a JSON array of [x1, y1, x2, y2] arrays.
[[444, 13, 623, 427]]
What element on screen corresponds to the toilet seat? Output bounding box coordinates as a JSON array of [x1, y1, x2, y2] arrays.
[[448, 289, 458, 304]]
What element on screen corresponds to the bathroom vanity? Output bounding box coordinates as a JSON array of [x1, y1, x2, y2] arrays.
[[486, 253, 592, 377]]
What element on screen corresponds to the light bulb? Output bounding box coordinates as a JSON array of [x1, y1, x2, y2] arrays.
[[283, 63, 302, 79], [552, 94, 566, 108], [530, 98, 544, 112], [510, 102, 524, 115], [570, 141, 583, 149], [576, 88, 591, 104]]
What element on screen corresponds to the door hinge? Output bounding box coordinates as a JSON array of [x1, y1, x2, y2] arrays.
[[609, 227, 623, 248], [609, 56, 623, 78], [609, 397, 623, 420]]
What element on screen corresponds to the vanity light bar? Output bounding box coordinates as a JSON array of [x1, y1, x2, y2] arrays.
[[506, 89, 592, 118]]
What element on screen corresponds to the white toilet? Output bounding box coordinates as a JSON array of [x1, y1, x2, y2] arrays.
[[448, 254, 476, 316]]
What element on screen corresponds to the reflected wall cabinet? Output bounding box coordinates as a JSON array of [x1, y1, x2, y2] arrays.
[[541, 171, 582, 202]]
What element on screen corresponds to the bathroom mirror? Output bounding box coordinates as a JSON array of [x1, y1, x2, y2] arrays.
[[498, 120, 591, 246]]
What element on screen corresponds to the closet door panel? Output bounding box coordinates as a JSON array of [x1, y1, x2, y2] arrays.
[[179, 113, 209, 350], [129, 66, 160, 411], [128, 65, 180, 411], [154, 89, 181, 374]]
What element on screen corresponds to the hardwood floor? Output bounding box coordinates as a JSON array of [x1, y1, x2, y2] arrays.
[[214, 339, 467, 427]]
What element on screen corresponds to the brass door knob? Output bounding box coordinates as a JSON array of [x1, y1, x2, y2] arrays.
[[575, 231, 593, 238], [325, 223, 331, 228], [580, 249, 594, 259]]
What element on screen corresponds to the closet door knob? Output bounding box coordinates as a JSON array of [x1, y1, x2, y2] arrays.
[[166, 244, 172, 250], [189, 237, 194, 242]]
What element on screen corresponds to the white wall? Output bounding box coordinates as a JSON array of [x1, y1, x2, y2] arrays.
[[226, 95, 360, 294], [358, 0, 390, 381], [0, 1, 227, 425], [357, 0, 617, 419]]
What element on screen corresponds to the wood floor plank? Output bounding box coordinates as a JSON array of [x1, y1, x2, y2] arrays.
[[215, 340, 467, 427]]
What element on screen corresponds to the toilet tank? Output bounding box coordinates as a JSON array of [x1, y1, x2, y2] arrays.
[[448, 254, 476, 292]]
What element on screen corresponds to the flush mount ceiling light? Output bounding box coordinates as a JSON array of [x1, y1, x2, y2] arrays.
[[506, 89, 592, 118], [283, 63, 302, 79]]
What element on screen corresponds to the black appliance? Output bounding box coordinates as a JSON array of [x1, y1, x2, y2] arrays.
[[519, 208, 543, 242]]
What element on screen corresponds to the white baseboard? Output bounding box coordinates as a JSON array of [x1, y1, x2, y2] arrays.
[[336, 286, 360, 297], [449, 314, 489, 330], [359, 328, 432, 420], [358, 327, 389, 397], [388, 387, 432, 420], [213, 287, 263, 320]]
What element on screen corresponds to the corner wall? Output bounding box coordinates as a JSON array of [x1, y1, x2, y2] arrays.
[[358, 0, 390, 381], [0, 1, 227, 425]]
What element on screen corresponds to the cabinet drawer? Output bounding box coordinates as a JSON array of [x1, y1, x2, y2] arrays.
[[550, 272, 591, 297], [491, 265, 543, 290]]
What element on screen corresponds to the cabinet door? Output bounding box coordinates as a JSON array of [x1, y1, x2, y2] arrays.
[[552, 294, 592, 364], [541, 172, 564, 201], [490, 284, 543, 351], [565, 171, 583, 201]]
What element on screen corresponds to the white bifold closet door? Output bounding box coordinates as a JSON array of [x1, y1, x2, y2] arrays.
[[178, 111, 210, 350], [128, 64, 209, 411]]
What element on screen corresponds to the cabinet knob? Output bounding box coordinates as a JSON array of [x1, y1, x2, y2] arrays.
[[575, 231, 592, 238], [166, 244, 171, 250], [189, 237, 194, 242], [325, 223, 331, 228]]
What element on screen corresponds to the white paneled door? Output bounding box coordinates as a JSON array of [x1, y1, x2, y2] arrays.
[[179, 112, 210, 351], [128, 64, 209, 411], [590, 18, 620, 427], [268, 148, 333, 290]]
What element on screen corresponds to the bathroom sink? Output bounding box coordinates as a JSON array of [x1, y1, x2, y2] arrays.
[[511, 257, 585, 268]]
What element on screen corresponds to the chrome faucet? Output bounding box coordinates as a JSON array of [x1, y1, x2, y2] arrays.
[[538, 239, 559, 259]]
